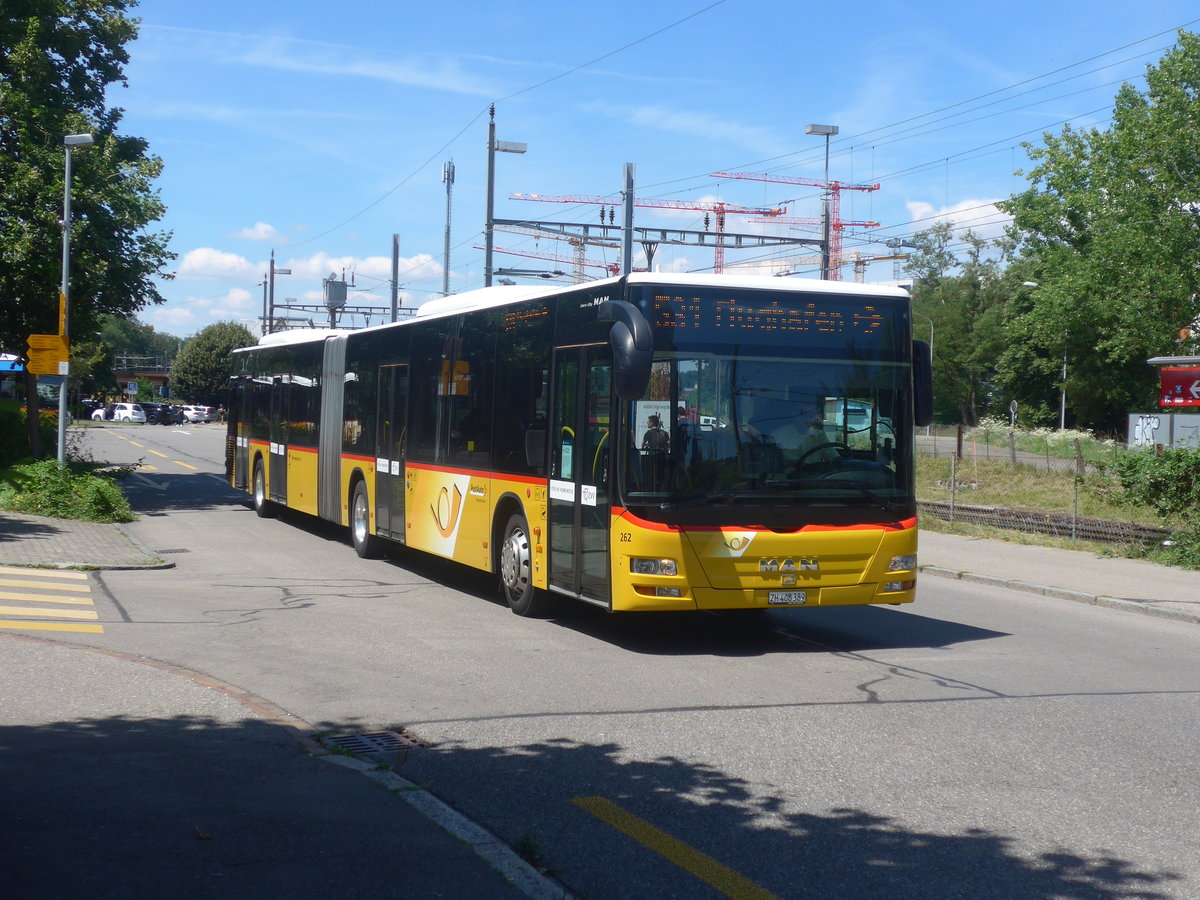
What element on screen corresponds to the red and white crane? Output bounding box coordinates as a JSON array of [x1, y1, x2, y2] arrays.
[[712, 171, 879, 280]]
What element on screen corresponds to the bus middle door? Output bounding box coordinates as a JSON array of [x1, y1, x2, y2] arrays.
[[548, 344, 612, 606], [374, 363, 408, 540], [269, 375, 287, 503]]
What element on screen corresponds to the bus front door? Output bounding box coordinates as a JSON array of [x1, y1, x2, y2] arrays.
[[548, 345, 612, 605], [269, 376, 287, 503], [375, 363, 408, 540]]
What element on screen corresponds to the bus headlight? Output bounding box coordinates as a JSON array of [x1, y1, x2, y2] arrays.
[[887, 554, 916, 572], [631, 557, 677, 576]]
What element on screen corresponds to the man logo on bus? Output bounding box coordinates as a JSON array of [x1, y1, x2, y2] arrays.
[[759, 558, 819, 573], [432, 484, 464, 538]]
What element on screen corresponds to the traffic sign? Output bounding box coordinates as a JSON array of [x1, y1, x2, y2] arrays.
[[25, 334, 69, 376], [1159, 366, 1200, 407]]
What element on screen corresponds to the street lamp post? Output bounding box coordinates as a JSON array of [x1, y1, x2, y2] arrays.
[[805, 124, 838, 280], [58, 132, 95, 465], [484, 104, 526, 287], [267, 250, 291, 333]]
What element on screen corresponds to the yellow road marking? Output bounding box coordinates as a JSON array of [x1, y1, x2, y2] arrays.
[[0, 591, 95, 605], [139, 464, 158, 471], [147, 448, 168, 458], [0, 605, 98, 620], [112, 434, 128, 441], [130, 440, 144, 448], [0, 578, 90, 593], [0, 620, 104, 634], [173, 460, 199, 471], [0, 566, 87, 579], [570, 797, 780, 900]]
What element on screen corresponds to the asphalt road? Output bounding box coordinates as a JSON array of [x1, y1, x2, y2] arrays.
[[55, 424, 1200, 898]]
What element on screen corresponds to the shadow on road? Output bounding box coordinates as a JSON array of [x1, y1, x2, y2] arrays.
[[4, 709, 1176, 899]]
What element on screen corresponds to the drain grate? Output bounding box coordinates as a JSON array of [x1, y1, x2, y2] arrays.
[[322, 730, 427, 755]]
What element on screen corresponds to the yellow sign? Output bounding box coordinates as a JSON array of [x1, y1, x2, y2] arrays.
[[59, 293, 67, 335], [25, 333, 69, 376]]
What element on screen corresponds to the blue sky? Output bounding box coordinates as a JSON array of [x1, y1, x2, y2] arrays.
[[111, 1, 1200, 337]]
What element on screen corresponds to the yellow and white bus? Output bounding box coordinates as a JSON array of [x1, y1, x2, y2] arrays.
[[227, 272, 933, 616]]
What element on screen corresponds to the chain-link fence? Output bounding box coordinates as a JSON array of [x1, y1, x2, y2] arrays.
[[916, 425, 1167, 545]]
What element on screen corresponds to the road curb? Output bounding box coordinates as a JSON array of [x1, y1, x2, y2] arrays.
[[919, 565, 1200, 625]]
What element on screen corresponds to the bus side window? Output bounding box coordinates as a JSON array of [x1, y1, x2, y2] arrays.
[[524, 422, 546, 471]]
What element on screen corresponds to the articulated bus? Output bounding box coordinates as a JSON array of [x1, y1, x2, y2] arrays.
[[226, 272, 933, 616]]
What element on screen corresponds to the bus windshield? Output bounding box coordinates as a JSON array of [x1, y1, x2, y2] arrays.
[[619, 285, 915, 528]]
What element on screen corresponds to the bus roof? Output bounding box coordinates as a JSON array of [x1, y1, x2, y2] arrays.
[[413, 273, 910, 321]]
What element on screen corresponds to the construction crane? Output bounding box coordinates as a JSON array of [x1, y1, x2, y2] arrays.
[[747, 214, 881, 279], [475, 243, 620, 283], [494, 222, 620, 284], [510, 192, 784, 273], [712, 171, 879, 281]]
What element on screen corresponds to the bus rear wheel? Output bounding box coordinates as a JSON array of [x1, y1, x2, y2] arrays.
[[350, 480, 382, 559], [499, 513, 552, 617], [252, 460, 276, 518]]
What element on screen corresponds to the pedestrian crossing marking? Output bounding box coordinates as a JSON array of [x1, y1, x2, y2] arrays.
[[0, 566, 87, 579], [0, 569, 104, 634], [0, 591, 95, 605], [0, 620, 104, 634], [0, 578, 91, 592], [0, 605, 98, 620]]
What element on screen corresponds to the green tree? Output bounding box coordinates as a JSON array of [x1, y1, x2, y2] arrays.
[[906, 225, 1011, 424], [170, 322, 256, 406], [998, 30, 1200, 433], [0, 0, 175, 455]]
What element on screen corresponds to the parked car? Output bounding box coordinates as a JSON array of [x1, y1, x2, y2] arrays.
[[90, 402, 147, 423], [140, 402, 185, 425], [181, 405, 211, 423]]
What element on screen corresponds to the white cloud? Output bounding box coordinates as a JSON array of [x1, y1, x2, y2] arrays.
[[585, 101, 788, 157], [142, 26, 496, 96], [904, 198, 1012, 241], [176, 248, 256, 280], [229, 222, 284, 242]]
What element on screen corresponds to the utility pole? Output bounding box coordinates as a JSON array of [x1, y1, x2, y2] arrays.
[[621, 163, 635, 276], [484, 105, 526, 287], [391, 234, 400, 322], [267, 250, 291, 333], [442, 160, 455, 296]]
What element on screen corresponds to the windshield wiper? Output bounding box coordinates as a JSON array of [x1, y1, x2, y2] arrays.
[[770, 478, 902, 512]]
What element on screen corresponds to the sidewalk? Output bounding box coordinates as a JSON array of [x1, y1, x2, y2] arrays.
[[918, 529, 1200, 625]]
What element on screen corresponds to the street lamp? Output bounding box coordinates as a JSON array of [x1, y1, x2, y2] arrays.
[[805, 124, 838, 280], [484, 104, 526, 287], [58, 132, 95, 464], [267, 250, 291, 334]]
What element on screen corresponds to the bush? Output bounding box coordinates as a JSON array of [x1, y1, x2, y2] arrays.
[[0, 399, 56, 468], [1108, 447, 1200, 567], [0, 459, 134, 523]]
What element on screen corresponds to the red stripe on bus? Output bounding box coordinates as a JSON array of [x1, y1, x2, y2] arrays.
[[614, 507, 916, 534], [341, 452, 375, 463]]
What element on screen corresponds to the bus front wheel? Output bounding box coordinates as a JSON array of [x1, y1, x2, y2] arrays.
[[500, 513, 552, 617], [350, 481, 383, 559], [252, 460, 276, 518]]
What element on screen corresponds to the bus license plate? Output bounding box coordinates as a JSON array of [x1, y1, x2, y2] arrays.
[[768, 590, 807, 606]]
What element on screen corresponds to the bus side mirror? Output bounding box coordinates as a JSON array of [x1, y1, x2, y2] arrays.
[[913, 339, 934, 427], [598, 300, 652, 400]]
